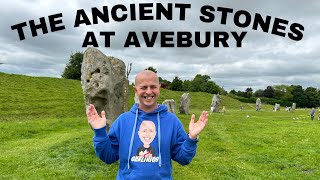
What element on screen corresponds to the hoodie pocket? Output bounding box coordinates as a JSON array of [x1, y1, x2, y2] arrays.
[[125, 172, 162, 180], [123, 163, 162, 180]]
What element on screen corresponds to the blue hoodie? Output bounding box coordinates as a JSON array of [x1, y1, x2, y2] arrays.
[[93, 103, 198, 179]]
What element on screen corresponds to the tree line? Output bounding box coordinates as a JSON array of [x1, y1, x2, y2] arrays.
[[229, 85, 320, 108], [62, 52, 319, 108], [143, 67, 226, 95]]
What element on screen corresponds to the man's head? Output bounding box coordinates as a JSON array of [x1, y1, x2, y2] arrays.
[[138, 120, 156, 147], [133, 70, 160, 112]]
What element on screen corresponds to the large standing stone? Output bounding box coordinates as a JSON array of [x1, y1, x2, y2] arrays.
[[179, 93, 190, 114], [81, 47, 128, 129], [211, 94, 221, 113], [256, 98, 261, 111], [292, 103, 296, 110], [163, 99, 176, 114]]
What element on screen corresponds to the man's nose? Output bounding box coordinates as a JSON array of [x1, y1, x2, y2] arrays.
[[146, 87, 152, 94]]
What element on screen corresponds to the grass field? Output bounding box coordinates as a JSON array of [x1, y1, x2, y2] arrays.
[[1, 72, 320, 179]]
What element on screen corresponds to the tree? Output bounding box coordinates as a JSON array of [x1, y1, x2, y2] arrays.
[[145, 66, 157, 73], [236, 90, 246, 97], [229, 89, 237, 95], [182, 80, 190, 91], [170, 76, 183, 91], [205, 81, 220, 94], [219, 88, 228, 95], [253, 89, 264, 97], [189, 74, 210, 92], [159, 77, 171, 84], [263, 86, 275, 98], [245, 87, 253, 98], [188, 74, 223, 94], [61, 52, 83, 80], [305, 87, 319, 108], [291, 85, 307, 108]]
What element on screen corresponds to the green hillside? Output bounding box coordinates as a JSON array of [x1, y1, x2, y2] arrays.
[[1, 72, 319, 179], [0, 72, 85, 121], [0, 72, 263, 122]]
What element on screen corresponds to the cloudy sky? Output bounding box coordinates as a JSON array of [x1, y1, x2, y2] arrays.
[[1, 0, 319, 91]]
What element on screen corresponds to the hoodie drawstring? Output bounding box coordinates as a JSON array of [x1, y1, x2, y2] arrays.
[[128, 108, 139, 169], [157, 112, 162, 167]]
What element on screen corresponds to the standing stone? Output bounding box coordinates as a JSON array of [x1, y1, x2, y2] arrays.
[[211, 94, 221, 113], [163, 99, 176, 114], [292, 103, 296, 110], [221, 106, 227, 114], [274, 103, 280, 111], [81, 47, 128, 129], [134, 94, 140, 104], [179, 93, 190, 114], [256, 98, 262, 111]]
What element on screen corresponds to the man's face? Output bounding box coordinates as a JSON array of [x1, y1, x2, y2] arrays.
[[138, 121, 156, 146], [134, 72, 160, 112]]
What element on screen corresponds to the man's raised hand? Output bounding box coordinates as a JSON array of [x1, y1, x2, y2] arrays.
[[87, 104, 107, 129], [188, 111, 209, 140]]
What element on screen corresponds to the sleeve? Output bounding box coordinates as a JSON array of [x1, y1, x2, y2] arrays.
[[93, 119, 120, 164], [171, 119, 198, 165]]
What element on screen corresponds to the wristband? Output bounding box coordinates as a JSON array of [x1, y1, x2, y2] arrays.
[[188, 133, 199, 141]]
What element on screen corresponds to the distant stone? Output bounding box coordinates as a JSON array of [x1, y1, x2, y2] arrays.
[[163, 99, 176, 114], [292, 103, 296, 110], [134, 94, 140, 104], [179, 93, 190, 114], [256, 98, 262, 111], [211, 94, 221, 113], [221, 106, 226, 113], [274, 103, 280, 111], [81, 47, 128, 129]]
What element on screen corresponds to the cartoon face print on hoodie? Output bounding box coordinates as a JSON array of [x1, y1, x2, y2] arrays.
[[136, 120, 157, 158]]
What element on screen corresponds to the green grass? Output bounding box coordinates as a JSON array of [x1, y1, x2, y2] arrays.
[[0, 72, 85, 121], [174, 110, 320, 179], [1, 72, 320, 179]]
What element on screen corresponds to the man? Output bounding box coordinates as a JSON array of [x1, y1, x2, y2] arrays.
[[87, 70, 208, 179], [310, 107, 315, 120]]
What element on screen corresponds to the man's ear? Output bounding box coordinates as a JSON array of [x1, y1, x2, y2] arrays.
[[133, 86, 137, 93]]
